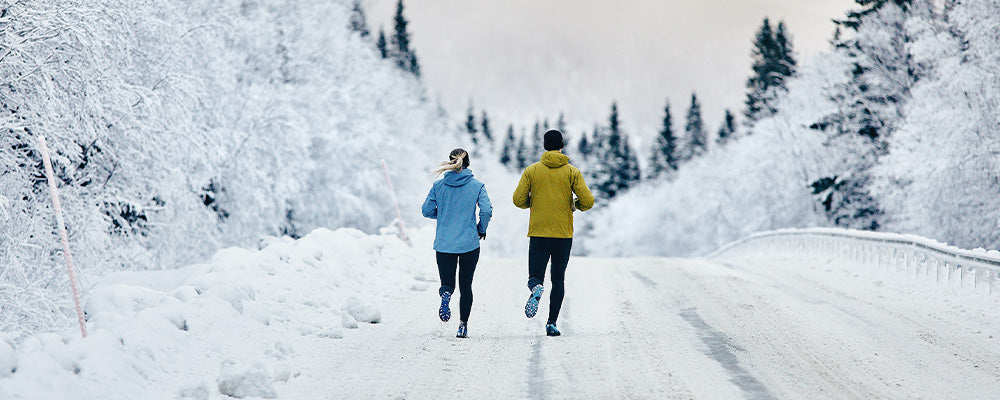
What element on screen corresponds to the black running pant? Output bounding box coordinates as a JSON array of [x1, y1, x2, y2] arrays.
[[437, 248, 480, 323], [527, 237, 572, 324]]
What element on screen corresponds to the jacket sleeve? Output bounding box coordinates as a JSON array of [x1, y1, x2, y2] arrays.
[[477, 185, 493, 234], [421, 185, 437, 219], [573, 169, 595, 211], [512, 168, 531, 209]]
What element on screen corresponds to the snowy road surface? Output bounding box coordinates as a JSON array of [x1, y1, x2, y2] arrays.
[[279, 255, 1000, 399]]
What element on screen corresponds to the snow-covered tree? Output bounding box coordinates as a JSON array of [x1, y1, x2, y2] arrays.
[[810, 0, 924, 230], [872, 0, 1000, 248], [349, 0, 370, 38], [647, 101, 679, 180], [684, 93, 707, 160], [499, 124, 516, 167], [716, 109, 737, 146], [515, 133, 530, 169], [0, 0, 464, 339], [390, 0, 420, 77], [530, 121, 544, 159], [592, 103, 639, 200], [745, 18, 798, 124], [480, 110, 494, 146], [464, 103, 478, 145], [376, 27, 388, 58]]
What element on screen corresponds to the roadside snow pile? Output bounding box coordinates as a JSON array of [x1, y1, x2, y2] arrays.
[[0, 228, 434, 399]]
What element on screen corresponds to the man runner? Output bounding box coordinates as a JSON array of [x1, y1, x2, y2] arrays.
[[512, 129, 595, 336]]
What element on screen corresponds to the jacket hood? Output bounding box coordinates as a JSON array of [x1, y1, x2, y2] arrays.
[[540, 151, 569, 168], [442, 169, 475, 187]]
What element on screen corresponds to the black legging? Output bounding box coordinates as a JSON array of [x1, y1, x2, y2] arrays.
[[526, 237, 572, 324], [437, 248, 480, 323]]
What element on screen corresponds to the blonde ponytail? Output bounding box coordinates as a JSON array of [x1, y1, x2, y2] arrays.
[[433, 149, 470, 175]]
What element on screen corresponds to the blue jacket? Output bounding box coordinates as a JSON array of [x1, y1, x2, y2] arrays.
[[422, 169, 492, 254]]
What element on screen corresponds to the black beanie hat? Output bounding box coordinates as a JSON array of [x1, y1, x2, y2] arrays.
[[543, 129, 564, 151]]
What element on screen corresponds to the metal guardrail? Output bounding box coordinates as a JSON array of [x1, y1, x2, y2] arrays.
[[708, 228, 1000, 295]]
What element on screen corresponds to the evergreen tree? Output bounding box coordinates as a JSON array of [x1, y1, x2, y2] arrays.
[[407, 51, 421, 77], [349, 0, 370, 38], [592, 103, 638, 199], [376, 28, 388, 59], [556, 113, 567, 132], [515, 133, 529, 169], [480, 110, 493, 145], [531, 121, 543, 158], [647, 101, 678, 180], [744, 18, 797, 123], [390, 0, 421, 76], [622, 135, 641, 184], [716, 109, 736, 146], [807, 0, 920, 231], [836, 0, 913, 29], [464, 103, 478, 145], [499, 124, 516, 167], [684, 93, 707, 160], [576, 131, 591, 159], [774, 22, 797, 80]]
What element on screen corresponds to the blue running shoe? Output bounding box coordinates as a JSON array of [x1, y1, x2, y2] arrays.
[[525, 284, 544, 318], [456, 322, 468, 338], [439, 291, 452, 322], [545, 322, 561, 337]]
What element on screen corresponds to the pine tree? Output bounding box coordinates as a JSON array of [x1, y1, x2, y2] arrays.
[[515, 133, 529, 169], [774, 22, 797, 81], [647, 101, 678, 180], [716, 109, 736, 146], [685, 93, 707, 160], [744, 18, 797, 123], [376, 28, 388, 59], [592, 103, 638, 199], [480, 111, 493, 145], [391, 0, 421, 76], [531, 121, 543, 158], [622, 135, 641, 184], [577, 131, 591, 159], [555, 113, 569, 154], [836, 0, 913, 29], [499, 124, 516, 167], [464, 103, 478, 145], [808, 0, 918, 231], [408, 51, 421, 78], [349, 0, 370, 38]]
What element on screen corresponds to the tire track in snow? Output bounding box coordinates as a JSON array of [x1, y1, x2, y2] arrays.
[[527, 339, 549, 400], [678, 307, 777, 400]]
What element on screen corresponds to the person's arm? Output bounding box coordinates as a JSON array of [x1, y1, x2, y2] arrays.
[[477, 185, 492, 238], [512, 168, 531, 209], [573, 169, 595, 211], [421, 185, 438, 219]]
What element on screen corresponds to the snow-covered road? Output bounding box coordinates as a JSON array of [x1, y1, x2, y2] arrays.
[[278, 255, 1000, 399]]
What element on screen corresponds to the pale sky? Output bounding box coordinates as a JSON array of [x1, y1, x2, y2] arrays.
[[366, 0, 857, 143]]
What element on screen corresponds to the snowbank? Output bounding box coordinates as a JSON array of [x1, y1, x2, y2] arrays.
[[0, 228, 434, 399]]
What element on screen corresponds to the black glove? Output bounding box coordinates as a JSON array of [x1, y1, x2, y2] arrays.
[[479, 232, 487, 240]]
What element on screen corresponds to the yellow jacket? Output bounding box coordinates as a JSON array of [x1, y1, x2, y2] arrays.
[[513, 151, 595, 238]]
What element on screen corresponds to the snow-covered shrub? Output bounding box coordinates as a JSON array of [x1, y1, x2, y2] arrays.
[[0, 0, 465, 338]]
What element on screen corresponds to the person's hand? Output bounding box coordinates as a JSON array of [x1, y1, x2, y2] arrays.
[[479, 232, 487, 240]]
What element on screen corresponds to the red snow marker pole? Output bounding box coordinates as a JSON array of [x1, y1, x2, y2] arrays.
[[381, 159, 410, 246], [37, 136, 87, 338]]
